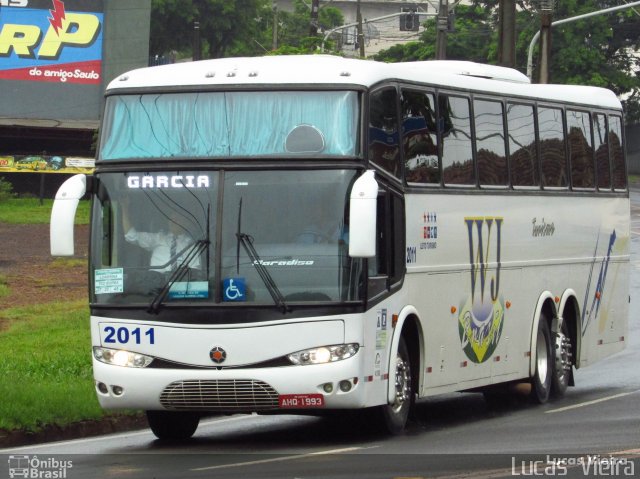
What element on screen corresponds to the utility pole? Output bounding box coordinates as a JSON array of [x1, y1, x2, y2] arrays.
[[356, 0, 365, 58], [193, 0, 202, 61], [497, 0, 516, 67], [272, 1, 278, 50], [193, 21, 201, 61], [309, 0, 320, 36], [537, 1, 553, 84], [435, 0, 448, 59]]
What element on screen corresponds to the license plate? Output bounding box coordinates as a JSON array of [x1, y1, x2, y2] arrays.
[[278, 394, 325, 409]]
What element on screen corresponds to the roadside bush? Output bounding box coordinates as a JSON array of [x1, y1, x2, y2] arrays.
[[0, 177, 15, 202]]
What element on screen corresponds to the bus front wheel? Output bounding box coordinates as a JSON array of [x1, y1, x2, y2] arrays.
[[146, 410, 200, 441], [530, 316, 553, 404], [379, 337, 413, 434]]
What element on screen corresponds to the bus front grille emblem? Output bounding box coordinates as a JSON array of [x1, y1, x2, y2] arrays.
[[209, 347, 227, 364]]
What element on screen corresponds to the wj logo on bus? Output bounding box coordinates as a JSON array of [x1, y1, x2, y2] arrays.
[[458, 217, 505, 364]]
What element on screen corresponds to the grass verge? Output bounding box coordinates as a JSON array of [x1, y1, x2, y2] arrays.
[[0, 198, 90, 225], [0, 275, 8, 299], [0, 301, 105, 431]]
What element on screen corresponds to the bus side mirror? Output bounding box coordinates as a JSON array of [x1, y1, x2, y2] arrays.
[[50, 174, 87, 256], [349, 170, 378, 258]]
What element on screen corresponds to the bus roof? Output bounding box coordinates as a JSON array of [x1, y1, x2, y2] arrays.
[[109, 55, 622, 110]]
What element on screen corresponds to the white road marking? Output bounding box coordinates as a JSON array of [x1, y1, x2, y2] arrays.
[[191, 446, 378, 472], [545, 390, 639, 414]]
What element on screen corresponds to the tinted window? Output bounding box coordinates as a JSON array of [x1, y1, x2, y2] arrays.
[[507, 103, 539, 187], [402, 90, 439, 184], [538, 107, 567, 188], [567, 110, 594, 189], [609, 115, 626, 190], [475, 99, 507, 187], [440, 94, 474, 186], [594, 114, 611, 189], [369, 88, 400, 177]]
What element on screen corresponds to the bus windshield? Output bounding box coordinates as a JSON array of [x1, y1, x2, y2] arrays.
[[90, 170, 363, 307], [99, 91, 359, 160]]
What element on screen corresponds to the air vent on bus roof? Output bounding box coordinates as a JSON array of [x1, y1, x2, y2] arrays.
[[417, 60, 531, 84]]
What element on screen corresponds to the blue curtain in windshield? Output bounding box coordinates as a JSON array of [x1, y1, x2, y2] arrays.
[[101, 91, 358, 159]]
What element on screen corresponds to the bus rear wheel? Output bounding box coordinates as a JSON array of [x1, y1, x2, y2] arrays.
[[146, 410, 200, 441], [530, 316, 553, 404], [551, 321, 572, 397], [379, 337, 413, 434]]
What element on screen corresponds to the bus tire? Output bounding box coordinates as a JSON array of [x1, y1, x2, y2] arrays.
[[530, 315, 553, 404], [379, 336, 413, 434], [146, 410, 200, 441], [551, 321, 572, 398]]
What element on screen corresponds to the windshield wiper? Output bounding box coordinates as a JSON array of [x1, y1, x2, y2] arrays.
[[236, 232, 289, 314], [147, 239, 209, 314]]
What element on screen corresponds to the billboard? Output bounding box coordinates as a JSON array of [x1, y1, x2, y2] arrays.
[[0, 0, 106, 126], [0, 154, 94, 173], [0, 0, 103, 84]]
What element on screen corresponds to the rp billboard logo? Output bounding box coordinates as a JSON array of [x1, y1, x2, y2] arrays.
[[0, 0, 102, 60]]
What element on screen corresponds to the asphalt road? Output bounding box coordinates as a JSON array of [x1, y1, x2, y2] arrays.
[[2, 192, 640, 479]]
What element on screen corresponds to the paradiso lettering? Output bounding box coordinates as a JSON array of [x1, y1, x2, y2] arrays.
[[458, 217, 505, 363]]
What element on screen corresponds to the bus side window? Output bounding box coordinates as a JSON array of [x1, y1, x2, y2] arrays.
[[538, 106, 568, 188], [609, 115, 626, 190], [567, 110, 595, 189], [439, 94, 474, 186], [401, 89, 439, 185], [594, 114, 611, 190], [475, 99, 508, 187], [369, 88, 400, 178], [507, 103, 539, 188]]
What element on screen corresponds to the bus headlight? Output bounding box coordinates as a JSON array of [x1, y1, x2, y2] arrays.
[[288, 343, 359, 365], [93, 346, 153, 368]]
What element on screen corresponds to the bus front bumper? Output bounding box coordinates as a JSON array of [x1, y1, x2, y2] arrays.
[[92, 353, 372, 412]]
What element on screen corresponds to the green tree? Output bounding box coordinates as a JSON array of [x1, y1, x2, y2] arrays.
[[373, 0, 640, 121], [150, 0, 272, 59], [151, 0, 343, 59], [270, 0, 344, 54], [374, 5, 496, 63]]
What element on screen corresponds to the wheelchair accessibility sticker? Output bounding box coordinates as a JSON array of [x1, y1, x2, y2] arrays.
[[223, 278, 246, 302]]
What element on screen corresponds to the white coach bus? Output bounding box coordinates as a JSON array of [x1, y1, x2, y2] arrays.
[[51, 55, 629, 440]]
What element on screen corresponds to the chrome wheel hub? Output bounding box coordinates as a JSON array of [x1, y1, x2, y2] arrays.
[[392, 356, 411, 412], [555, 330, 572, 382]]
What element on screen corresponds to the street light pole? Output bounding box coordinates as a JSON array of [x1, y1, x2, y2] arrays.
[[537, 7, 552, 83]]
